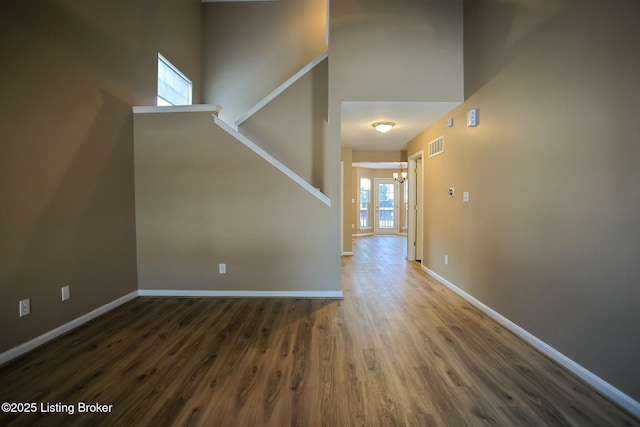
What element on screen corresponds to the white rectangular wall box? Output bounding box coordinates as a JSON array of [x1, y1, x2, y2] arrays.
[[467, 108, 479, 127], [61, 286, 70, 301], [219, 264, 226, 274], [19, 299, 30, 317]]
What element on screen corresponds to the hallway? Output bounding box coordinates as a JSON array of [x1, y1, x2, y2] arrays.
[[0, 236, 637, 426], [341, 235, 637, 426]]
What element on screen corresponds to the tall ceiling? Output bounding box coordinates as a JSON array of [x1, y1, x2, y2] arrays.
[[201, 1, 461, 151]]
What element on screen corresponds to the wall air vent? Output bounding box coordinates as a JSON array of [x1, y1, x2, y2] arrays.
[[428, 136, 445, 158]]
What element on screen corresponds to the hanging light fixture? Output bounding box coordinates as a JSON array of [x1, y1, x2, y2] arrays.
[[372, 121, 395, 134], [393, 163, 407, 183]]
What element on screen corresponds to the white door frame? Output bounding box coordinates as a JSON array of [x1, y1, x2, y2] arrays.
[[373, 178, 399, 235], [407, 151, 424, 261], [340, 161, 344, 254]]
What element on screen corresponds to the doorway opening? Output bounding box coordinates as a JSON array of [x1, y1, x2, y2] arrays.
[[407, 152, 424, 264], [374, 178, 398, 235], [352, 162, 409, 262]]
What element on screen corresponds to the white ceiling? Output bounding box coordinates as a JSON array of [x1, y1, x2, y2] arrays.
[[341, 101, 461, 151], [353, 162, 406, 170]]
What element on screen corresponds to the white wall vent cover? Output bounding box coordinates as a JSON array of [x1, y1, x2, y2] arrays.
[[428, 136, 445, 158]]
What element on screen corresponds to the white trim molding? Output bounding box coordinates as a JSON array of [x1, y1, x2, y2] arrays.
[[341, 252, 354, 256], [422, 265, 640, 418], [213, 115, 331, 206], [138, 289, 344, 299], [353, 232, 374, 237], [235, 51, 328, 127], [0, 291, 138, 366], [133, 104, 219, 114]]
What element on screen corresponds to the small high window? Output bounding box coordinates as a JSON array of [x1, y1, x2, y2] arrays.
[[157, 53, 192, 106]]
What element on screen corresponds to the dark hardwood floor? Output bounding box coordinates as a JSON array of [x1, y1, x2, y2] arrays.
[[0, 235, 637, 426]]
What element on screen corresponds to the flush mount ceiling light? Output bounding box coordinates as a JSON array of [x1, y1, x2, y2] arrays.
[[372, 121, 395, 134]]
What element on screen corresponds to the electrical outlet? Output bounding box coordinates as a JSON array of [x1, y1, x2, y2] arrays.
[[61, 285, 70, 301], [19, 299, 30, 317], [448, 188, 455, 197], [219, 263, 226, 274], [444, 255, 449, 265]]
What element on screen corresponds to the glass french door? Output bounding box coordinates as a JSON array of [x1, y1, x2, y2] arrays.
[[374, 178, 398, 235]]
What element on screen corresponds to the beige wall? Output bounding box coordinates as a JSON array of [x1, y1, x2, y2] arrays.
[[134, 111, 339, 293], [202, 0, 341, 291], [330, 0, 463, 103], [239, 59, 328, 189], [202, 0, 327, 123], [331, 0, 463, 263], [0, 0, 203, 353], [407, 0, 640, 400]]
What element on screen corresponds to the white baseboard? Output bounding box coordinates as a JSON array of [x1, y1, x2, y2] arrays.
[[352, 233, 374, 237], [138, 289, 344, 299], [342, 252, 354, 256], [422, 266, 640, 418], [0, 291, 138, 367], [0, 288, 343, 367]]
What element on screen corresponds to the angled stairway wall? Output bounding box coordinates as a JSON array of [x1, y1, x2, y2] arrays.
[[230, 54, 328, 194], [133, 109, 340, 295], [213, 115, 330, 207], [203, 0, 327, 124]]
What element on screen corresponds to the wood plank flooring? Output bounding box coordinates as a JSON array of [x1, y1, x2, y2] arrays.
[[0, 235, 638, 426]]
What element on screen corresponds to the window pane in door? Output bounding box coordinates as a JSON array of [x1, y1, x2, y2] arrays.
[[378, 183, 395, 228], [359, 178, 370, 228]]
